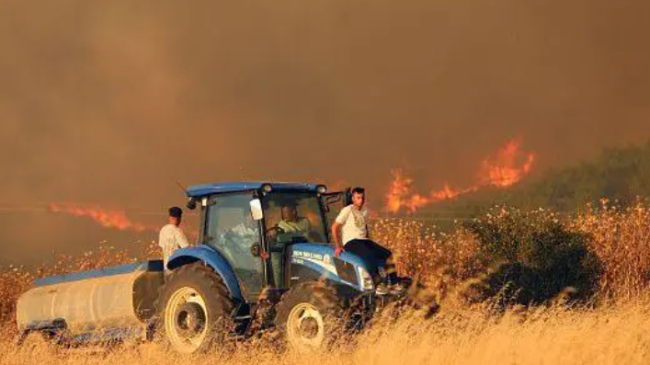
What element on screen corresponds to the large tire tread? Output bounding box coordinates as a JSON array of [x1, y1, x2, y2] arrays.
[[274, 281, 346, 352], [155, 262, 235, 353]]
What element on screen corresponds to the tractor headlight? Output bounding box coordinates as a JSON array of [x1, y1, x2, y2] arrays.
[[358, 267, 374, 291], [316, 185, 328, 194]]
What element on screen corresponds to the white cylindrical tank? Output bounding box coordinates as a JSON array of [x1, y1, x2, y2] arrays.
[[16, 262, 163, 339]]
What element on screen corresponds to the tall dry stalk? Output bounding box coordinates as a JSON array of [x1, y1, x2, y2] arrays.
[[572, 199, 650, 301]]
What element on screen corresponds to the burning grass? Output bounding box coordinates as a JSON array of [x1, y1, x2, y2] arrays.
[[1, 201, 650, 363], [385, 139, 536, 213]]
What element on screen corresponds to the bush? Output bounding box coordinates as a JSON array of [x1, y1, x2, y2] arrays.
[[464, 207, 601, 305]]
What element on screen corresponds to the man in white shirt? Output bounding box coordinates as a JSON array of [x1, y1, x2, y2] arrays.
[[159, 207, 191, 270], [332, 187, 403, 295]]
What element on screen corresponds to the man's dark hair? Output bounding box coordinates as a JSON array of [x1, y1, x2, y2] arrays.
[[169, 207, 183, 218], [351, 187, 365, 195], [279, 199, 298, 208]]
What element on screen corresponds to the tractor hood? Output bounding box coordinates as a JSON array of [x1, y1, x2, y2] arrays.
[[289, 243, 375, 292]]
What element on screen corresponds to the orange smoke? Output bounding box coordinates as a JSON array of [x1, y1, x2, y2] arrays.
[[386, 139, 536, 213], [49, 203, 150, 232]]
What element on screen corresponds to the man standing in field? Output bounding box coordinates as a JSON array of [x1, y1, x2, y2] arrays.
[[332, 187, 403, 295], [159, 207, 190, 270]]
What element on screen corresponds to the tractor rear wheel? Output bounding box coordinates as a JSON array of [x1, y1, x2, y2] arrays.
[[157, 263, 234, 354], [274, 282, 346, 353]]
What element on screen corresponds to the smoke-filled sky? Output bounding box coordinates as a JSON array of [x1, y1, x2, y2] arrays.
[[1, 0, 650, 263]]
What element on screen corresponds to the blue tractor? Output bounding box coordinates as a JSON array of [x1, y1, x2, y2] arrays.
[[17, 182, 423, 354]]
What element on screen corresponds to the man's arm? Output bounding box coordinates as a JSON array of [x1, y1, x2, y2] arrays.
[[332, 206, 351, 256], [332, 206, 351, 247], [175, 228, 191, 249], [332, 221, 343, 249], [332, 221, 345, 257], [363, 208, 371, 240]]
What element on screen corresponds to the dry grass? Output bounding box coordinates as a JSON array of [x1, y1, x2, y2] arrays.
[[376, 200, 650, 302], [2, 201, 650, 364], [572, 199, 650, 301], [2, 300, 650, 365]]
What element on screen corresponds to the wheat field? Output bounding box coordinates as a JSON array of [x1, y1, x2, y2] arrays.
[[2, 200, 650, 364]]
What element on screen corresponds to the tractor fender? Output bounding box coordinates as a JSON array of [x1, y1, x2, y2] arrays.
[[167, 245, 243, 301]]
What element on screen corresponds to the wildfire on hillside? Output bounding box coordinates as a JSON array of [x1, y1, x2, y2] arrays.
[[49, 203, 150, 232], [48, 203, 203, 239], [479, 140, 535, 187], [386, 139, 536, 213]]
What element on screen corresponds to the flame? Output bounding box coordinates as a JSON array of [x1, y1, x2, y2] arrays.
[[480, 140, 536, 187], [385, 171, 444, 213], [49, 203, 149, 232], [386, 169, 413, 213], [386, 139, 536, 213]]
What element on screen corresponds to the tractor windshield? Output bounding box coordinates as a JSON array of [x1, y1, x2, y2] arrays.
[[262, 192, 328, 245]]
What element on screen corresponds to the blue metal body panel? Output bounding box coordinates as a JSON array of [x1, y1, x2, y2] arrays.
[[167, 245, 243, 301], [290, 243, 370, 291], [34, 261, 164, 287], [186, 182, 322, 198], [296, 260, 340, 282], [292, 243, 370, 271]]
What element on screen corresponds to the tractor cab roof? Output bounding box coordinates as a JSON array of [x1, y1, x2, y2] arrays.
[[186, 182, 324, 198]]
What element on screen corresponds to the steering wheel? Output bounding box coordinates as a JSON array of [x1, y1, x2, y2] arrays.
[[265, 226, 285, 236]]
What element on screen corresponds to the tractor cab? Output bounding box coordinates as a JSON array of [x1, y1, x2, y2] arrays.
[[184, 182, 354, 304]]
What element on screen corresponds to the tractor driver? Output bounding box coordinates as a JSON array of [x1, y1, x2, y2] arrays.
[[277, 203, 311, 234], [267, 201, 317, 243]]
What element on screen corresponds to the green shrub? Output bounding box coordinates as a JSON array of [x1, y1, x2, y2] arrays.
[[464, 207, 601, 305]]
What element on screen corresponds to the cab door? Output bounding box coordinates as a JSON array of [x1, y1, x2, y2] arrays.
[[322, 188, 351, 242], [204, 193, 266, 302]]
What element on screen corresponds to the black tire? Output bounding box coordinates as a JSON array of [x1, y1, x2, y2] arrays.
[[156, 262, 235, 354], [274, 282, 346, 353]]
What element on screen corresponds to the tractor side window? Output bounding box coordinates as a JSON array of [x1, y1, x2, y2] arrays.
[[205, 194, 264, 299]]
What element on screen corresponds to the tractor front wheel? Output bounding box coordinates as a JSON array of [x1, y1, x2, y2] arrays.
[[274, 282, 346, 353], [158, 263, 234, 354]]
